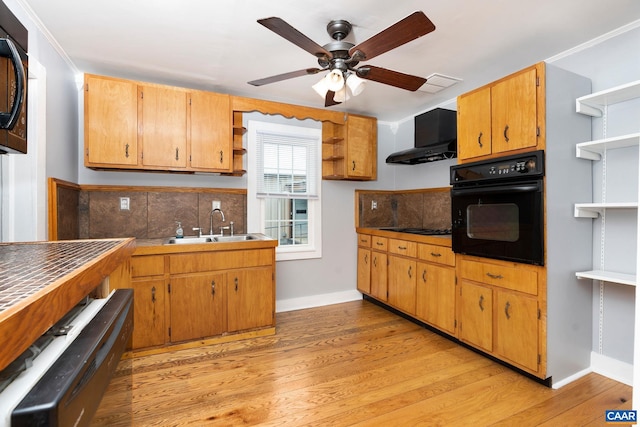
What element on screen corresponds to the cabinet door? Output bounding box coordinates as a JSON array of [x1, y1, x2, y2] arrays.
[[189, 91, 232, 172], [491, 67, 538, 154], [140, 85, 188, 169], [388, 255, 416, 315], [371, 251, 388, 301], [457, 86, 491, 161], [416, 263, 456, 334], [84, 75, 138, 166], [228, 267, 274, 332], [495, 290, 539, 372], [458, 281, 492, 352], [131, 278, 166, 349], [357, 248, 371, 294], [346, 114, 376, 179], [170, 273, 225, 342]]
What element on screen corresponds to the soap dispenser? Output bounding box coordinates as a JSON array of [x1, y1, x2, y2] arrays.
[[175, 221, 184, 238]]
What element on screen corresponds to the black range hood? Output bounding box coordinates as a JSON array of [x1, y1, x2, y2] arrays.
[[386, 108, 457, 165]]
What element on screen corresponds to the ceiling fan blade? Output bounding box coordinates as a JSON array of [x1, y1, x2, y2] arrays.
[[325, 91, 341, 107], [349, 11, 435, 61], [248, 68, 323, 86], [357, 65, 427, 91], [258, 17, 333, 60]]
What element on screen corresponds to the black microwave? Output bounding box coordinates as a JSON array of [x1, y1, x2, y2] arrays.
[[0, 0, 28, 154]]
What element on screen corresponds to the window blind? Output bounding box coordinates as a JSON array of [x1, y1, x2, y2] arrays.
[[256, 129, 319, 199]]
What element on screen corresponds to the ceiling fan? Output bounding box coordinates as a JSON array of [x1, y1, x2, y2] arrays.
[[248, 11, 436, 107]]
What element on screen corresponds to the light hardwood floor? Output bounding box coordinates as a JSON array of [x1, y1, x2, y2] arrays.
[[92, 299, 632, 426]]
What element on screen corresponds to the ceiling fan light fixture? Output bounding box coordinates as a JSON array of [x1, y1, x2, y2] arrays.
[[346, 73, 366, 96], [325, 69, 345, 92], [333, 86, 350, 103], [312, 78, 330, 98]]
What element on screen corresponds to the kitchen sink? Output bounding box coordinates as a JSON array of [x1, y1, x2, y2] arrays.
[[165, 236, 213, 245], [213, 234, 256, 242]]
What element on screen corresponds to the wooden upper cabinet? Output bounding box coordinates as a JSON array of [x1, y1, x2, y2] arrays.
[[346, 114, 377, 179], [139, 85, 188, 169], [189, 91, 232, 172], [322, 113, 377, 181], [84, 74, 138, 167], [457, 86, 491, 160], [457, 63, 543, 162]]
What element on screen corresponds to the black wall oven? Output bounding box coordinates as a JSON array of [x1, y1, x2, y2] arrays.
[[450, 150, 544, 265]]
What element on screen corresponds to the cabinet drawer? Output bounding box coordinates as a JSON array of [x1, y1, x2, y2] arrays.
[[170, 249, 273, 274], [358, 234, 371, 248], [459, 259, 537, 295], [418, 244, 455, 267], [371, 236, 388, 251], [131, 255, 165, 278], [388, 239, 417, 258]]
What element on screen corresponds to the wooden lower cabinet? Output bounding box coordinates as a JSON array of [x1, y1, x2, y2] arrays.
[[170, 272, 225, 342], [458, 280, 493, 353], [416, 262, 456, 334], [357, 247, 371, 294], [227, 267, 274, 332], [370, 251, 388, 301], [124, 246, 275, 351], [388, 255, 417, 315], [494, 290, 539, 372]]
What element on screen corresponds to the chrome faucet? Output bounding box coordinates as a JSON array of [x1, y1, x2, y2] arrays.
[[209, 208, 225, 235]]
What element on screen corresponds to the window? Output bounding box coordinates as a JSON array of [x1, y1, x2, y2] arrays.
[[248, 120, 321, 261]]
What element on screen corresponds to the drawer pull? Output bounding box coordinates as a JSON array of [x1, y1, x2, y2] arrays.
[[504, 301, 511, 319], [486, 272, 503, 280], [478, 294, 484, 311], [398, 246, 407, 250], [430, 252, 442, 258], [376, 242, 384, 246]]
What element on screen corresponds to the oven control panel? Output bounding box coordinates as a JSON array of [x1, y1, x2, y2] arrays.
[[450, 150, 544, 184]]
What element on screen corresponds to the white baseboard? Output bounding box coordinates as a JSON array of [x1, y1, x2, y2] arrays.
[[591, 351, 633, 386], [276, 290, 362, 313], [552, 367, 592, 389]]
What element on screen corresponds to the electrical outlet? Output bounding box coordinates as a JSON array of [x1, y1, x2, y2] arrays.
[[371, 200, 377, 210], [120, 197, 130, 211], [212, 200, 221, 210]]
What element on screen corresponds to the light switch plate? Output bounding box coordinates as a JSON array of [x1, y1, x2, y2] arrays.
[[120, 197, 130, 211]]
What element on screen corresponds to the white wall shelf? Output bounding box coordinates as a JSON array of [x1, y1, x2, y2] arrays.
[[576, 80, 640, 117], [576, 133, 640, 160], [574, 202, 638, 218], [576, 270, 636, 287]]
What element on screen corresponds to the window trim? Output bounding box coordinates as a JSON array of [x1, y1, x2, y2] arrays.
[[247, 120, 322, 261]]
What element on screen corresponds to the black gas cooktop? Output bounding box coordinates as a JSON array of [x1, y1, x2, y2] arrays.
[[379, 227, 452, 236]]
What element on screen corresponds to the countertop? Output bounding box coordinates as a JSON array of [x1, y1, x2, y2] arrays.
[[0, 238, 136, 371], [356, 227, 452, 248]]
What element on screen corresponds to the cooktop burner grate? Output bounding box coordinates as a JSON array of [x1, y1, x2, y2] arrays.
[[380, 227, 452, 236]]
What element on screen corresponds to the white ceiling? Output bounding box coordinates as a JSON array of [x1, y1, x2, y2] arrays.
[[17, 0, 640, 122]]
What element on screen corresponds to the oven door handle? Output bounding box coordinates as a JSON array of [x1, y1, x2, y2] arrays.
[[0, 38, 26, 130], [451, 182, 541, 197]]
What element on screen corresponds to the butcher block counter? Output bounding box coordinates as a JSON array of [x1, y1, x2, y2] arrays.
[[0, 238, 135, 371]]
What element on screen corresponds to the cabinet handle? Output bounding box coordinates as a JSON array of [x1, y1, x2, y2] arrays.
[[235, 277, 239, 292], [422, 269, 427, 283], [486, 272, 503, 280], [219, 150, 223, 163], [125, 143, 129, 158], [407, 265, 412, 278], [151, 286, 156, 303], [398, 246, 407, 251], [504, 301, 511, 319], [175, 148, 179, 160], [373, 256, 377, 267], [211, 280, 215, 296], [479, 294, 484, 311], [364, 253, 368, 264], [503, 125, 509, 142], [352, 160, 356, 171], [477, 132, 483, 148], [376, 242, 384, 246], [430, 252, 441, 258]]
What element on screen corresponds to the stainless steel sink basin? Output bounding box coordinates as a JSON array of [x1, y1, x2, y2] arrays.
[[213, 234, 256, 242], [165, 236, 213, 245]]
